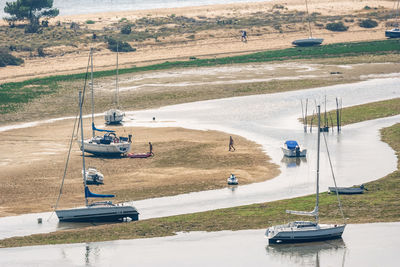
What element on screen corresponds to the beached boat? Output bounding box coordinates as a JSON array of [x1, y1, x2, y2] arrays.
[[56, 92, 139, 222], [227, 174, 238, 185], [329, 184, 365, 194], [85, 167, 104, 185], [385, 1, 400, 38], [79, 49, 132, 156], [105, 47, 125, 125], [281, 140, 307, 157], [292, 0, 323, 47], [385, 28, 400, 38], [266, 105, 345, 244]]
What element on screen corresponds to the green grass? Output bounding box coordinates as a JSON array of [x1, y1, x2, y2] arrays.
[[1, 122, 399, 248], [302, 98, 400, 127], [1, 39, 400, 115]]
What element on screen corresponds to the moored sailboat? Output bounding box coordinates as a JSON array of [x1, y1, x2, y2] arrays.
[[56, 91, 139, 222], [292, 0, 323, 47], [265, 105, 345, 243], [79, 49, 132, 156]]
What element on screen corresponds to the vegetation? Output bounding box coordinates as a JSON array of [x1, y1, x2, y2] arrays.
[[85, 20, 95, 24], [106, 37, 136, 52], [1, 121, 399, 247], [302, 98, 400, 126], [3, 0, 59, 33], [359, 18, 378, 28], [0, 49, 24, 67], [326, 21, 348, 32], [1, 39, 399, 117], [120, 24, 132, 34]]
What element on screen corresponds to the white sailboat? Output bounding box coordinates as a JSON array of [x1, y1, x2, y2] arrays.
[[56, 91, 139, 222], [292, 0, 323, 46], [79, 49, 132, 156], [105, 46, 125, 125], [265, 105, 345, 243]]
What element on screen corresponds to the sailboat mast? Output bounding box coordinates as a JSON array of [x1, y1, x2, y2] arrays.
[[305, 0, 313, 38], [90, 48, 95, 138], [116, 44, 120, 109], [79, 91, 88, 207], [316, 105, 321, 223]]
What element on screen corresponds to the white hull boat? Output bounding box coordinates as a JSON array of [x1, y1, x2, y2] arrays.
[[266, 105, 346, 244], [227, 174, 238, 185], [281, 140, 307, 157], [266, 221, 345, 244], [105, 109, 124, 125]]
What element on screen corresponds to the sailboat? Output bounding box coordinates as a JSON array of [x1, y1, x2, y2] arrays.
[[385, 0, 400, 38], [292, 0, 323, 46], [79, 48, 132, 156], [56, 91, 139, 222], [265, 105, 345, 243], [105, 46, 125, 125]]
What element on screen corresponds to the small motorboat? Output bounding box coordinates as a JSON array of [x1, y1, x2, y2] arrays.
[[281, 140, 307, 157], [329, 184, 366, 194], [227, 174, 238, 185], [85, 167, 104, 185], [385, 28, 400, 38]]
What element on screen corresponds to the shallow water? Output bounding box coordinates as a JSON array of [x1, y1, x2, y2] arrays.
[[0, 77, 399, 240], [0, 0, 269, 17], [1, 222, 399, 266]]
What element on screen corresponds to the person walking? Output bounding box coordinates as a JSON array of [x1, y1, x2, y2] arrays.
[[241, 30, 247, 42], [229, 136, 236, 151]]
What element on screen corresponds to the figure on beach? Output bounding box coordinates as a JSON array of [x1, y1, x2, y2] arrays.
[[149, 142, 154, 155], [229, 136, 235, 151], [241, 30, 247, 42]]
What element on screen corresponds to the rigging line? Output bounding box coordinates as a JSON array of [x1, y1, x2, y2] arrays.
[[322, 131, 346, 224], [48, 53, 92, 221], [76, 50, 92, 138]]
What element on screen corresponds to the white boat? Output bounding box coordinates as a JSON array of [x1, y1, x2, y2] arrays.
[[85, 167, 104, 185], [385, 1, 400, 38], [105, 47, 125, 125], [227, 174, 238, 185], [56, 91, 139, 222], [80, 49, 131, 156], [292, 0, 323, 47], [281, 140, 307, 157], [266, 105, 346, 244]]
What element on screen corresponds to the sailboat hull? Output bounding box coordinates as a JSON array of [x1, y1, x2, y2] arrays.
[[292, 38, 323, 47], [56, 205, 139, 222], [79, 140, 131, 155], [266, 223, 345, 244]]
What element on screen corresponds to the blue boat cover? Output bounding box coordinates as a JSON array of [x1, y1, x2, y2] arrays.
[[85, 186, 115, 198], [92, 123, 115, 133], [285, 140, 299, 149]]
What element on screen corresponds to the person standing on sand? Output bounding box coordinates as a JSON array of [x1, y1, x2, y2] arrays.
[[229, 136, 235, 151], [149, 142, 154, 155], [241, 30, 247, 42]]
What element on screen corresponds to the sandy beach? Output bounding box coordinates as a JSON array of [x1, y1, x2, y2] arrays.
[[0, 0, 396, 83]]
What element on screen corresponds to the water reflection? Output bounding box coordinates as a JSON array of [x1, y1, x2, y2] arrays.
[[266, 239, 346, 267], [281, 156, 307, 168]]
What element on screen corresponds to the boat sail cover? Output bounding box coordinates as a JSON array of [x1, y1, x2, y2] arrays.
[[286, 206, 318, 217], [285, 140, 299, 149], [85, 186, 115, 198], [92, 123, 115, 133]]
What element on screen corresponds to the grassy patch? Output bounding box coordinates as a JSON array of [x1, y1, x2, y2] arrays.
[[1, 122, 399, 248], [302, 98, 400, 126]]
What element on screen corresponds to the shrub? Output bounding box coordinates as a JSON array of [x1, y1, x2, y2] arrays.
[[120, 24, 131, 34], [359, 19, 378, 28], [106, 37, 136, 52], [86, 20, 95, 24], [326, 21, 348, 32], [37, 47, 45, 57], [0, 49, 24, 67]]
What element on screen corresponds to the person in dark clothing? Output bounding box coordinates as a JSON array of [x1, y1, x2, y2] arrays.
[[229, 136, 236, 151], [241, 30, 247, 42], [149, 142, 154, 156]]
